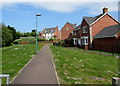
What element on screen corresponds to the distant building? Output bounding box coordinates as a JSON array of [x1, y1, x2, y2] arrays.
[[40, 26, 60, 40], [60, 22, 77, 40]]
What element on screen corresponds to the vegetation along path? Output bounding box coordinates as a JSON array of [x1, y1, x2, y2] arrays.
[[11, 45, 58, 84]]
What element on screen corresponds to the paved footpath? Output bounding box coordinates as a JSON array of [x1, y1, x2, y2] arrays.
[[11, 45, 58, 84]]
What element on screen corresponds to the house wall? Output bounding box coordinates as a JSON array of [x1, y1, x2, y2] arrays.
[[80, 19, 90, 49], [61, 23, 74, 40], [93, 37, 120, 53], [91, 14, 119, 38], [54, 26, 60, 39]]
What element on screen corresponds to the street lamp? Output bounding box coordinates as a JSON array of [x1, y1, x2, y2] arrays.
[[36, 13, 41, 54]]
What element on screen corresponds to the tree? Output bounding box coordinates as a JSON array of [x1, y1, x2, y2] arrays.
[[32, 29, 36, 32], [8, 25, 17, 40], [2, 26, 13, 46]]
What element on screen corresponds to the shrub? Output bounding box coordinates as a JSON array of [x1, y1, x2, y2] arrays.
[[38, 38, 46, 41], [14, 38, 36, 44]]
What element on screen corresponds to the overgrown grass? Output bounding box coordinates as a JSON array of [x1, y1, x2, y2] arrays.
[[50, 46, 118, 84], [2, 44, 43, 83]]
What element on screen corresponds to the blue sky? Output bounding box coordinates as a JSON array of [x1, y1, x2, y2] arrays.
[[1, 1, 119, 32]]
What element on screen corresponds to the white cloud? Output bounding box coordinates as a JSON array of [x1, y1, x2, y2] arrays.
[[2, 0, 119, 2], [1, 0, 119, 14]]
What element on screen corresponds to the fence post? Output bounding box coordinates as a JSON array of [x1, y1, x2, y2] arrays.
[[0, 78, 1, 86], [112, 46, 114, 56], [99, 45, 101, 55], [112, 77, 120, 86]]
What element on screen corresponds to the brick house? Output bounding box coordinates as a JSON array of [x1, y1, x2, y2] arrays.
[[60, 22, 77, 40], [71, 25, 81, 46], [71, 8, 119, 51], [93, 25, 120, 53], [41, 26, 60, 40]]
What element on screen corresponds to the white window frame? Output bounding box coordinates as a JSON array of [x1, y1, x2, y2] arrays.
[[73, 38, 78, 45], [73, 31, 76, 35], [82, 26, 88, 33], [81, 36, 88, 45]]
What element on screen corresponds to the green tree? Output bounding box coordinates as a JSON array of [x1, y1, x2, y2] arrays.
[[2, 26, 13, 46], [8, 25, 17, 40]]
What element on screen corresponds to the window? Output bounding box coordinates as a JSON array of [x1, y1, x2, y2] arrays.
[[66, 27, 69, 30], [83, 26, 88, 33], [73, 31, 76, 35], [73, 38, 78, 45], [51, 30, 54, 33], [81, 37, 88, 45]]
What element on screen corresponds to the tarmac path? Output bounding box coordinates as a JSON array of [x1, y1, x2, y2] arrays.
[[11, 45, 58, 85]]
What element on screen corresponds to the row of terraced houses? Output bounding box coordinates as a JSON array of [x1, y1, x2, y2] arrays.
[[39, 8, 120, 53]]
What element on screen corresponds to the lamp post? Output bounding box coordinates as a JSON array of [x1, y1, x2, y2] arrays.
[[36, 13, 41, 54]]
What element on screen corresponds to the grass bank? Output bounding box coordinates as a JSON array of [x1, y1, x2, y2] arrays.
[[2, 44, 43, 83], [50, 46, 118, 84]]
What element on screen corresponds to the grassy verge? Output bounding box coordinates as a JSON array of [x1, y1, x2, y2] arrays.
[[2, 44, 43, 83], [50, 46, 118, 84], [70, 47, 120, 56]]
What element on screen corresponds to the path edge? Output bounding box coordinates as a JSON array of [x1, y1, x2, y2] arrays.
[[49, 45, 60, 85], [10, 45, 44, 84]]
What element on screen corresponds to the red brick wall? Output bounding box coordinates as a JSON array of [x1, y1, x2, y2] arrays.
[[61, 23, 74, 40], [80, 19, 90, 49], [93, 37, 119, 53], [91, 14, 119, 38], [54, 26, 60, 39]]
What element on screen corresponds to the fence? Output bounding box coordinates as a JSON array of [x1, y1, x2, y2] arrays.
[[0, 74, 10, 86]]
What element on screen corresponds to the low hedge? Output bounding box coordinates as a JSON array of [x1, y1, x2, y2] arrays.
[[14, 38, 36, 44]]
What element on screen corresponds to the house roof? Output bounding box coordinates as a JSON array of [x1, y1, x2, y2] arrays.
[[83, 12, 120, 26], [94, 24, 120, 38], [74, 24, 81, 31], [67, 22, 77, 28], [44, 27, 56, 33], [83, 13, 103, 26]]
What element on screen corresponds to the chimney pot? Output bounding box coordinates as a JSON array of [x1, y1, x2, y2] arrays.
[[102, 7, 108, 13]]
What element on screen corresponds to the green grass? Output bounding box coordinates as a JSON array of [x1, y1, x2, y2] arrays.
[[2, 44, 43, 83], [69, 47, 120, 56], [50, 46, 118, 84]]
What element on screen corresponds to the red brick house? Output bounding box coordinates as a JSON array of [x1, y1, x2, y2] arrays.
[[71, 8, 120, 52], [40, 26, 60, 40], [93, 25, 120, 53], [70, 25, 81, 46], [60, 22, 77, 40]]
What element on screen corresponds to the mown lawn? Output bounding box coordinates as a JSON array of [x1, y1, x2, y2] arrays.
[[50, 46, 118, 84], [2, 44, 43, 83]]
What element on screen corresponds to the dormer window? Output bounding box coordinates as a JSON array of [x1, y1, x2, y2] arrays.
[[83, 26, 88, 33]]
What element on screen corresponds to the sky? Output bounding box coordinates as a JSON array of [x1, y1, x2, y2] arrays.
[[1, 0, 119, 33]]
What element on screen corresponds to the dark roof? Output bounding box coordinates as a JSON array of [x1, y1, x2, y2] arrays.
[[44, 27, 56, 33], [67, 22, 77, 28], [94, 24, 120, 38], [83, 13, 103, 25]]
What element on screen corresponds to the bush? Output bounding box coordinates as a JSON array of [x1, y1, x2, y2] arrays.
[[38, 38, 46, 41], [53, 40, 64, 46], [63, 39, 73, 47], [14, 38, 36, 44]]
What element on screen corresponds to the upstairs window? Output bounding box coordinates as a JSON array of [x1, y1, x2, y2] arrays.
[[83, 26, 88, 33], [66, 27, 69, 30]]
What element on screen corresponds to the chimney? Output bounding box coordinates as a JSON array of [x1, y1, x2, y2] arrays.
[[102, 7, 108, 13], [74, 23, 77, 26]]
